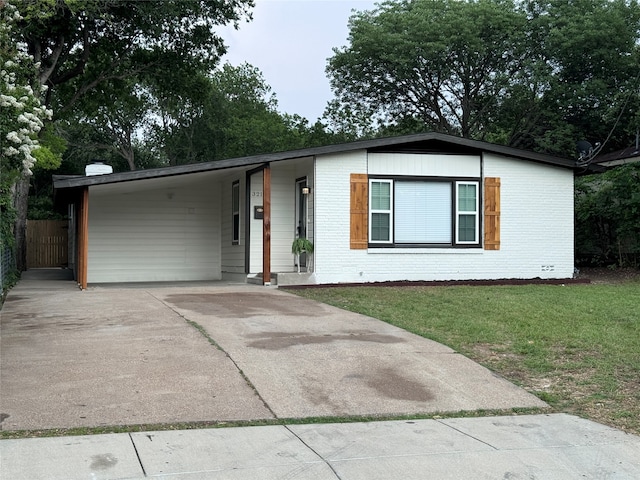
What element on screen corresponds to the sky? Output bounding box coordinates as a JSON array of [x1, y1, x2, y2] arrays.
[[220, 0, 377, 122]]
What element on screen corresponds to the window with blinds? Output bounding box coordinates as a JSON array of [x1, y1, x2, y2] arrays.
[[368, 178, 479, 247]]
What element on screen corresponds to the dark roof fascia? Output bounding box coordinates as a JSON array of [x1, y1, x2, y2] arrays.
[[367, 133, 577, 169], [53, 132, 576, 191], [53, 157, 272, 190]]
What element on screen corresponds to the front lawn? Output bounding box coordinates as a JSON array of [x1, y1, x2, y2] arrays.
[[292, 279, 640, 434]]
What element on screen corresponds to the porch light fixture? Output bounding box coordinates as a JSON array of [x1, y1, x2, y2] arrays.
[[302, 186, 311, 195]]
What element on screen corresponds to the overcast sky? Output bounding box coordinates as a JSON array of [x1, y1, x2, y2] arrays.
[[220, 0, 377, 122]]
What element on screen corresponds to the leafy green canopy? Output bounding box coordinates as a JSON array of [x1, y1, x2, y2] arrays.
[[150, 63, 344, 166], [8, 0, 254, 268], [576, 162, 640, 267], [17, 0, 254, 116], [327, 0, 640, 156]]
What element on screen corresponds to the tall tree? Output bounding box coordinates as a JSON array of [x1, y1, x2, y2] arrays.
[[19, 0, 253, 117], [67, 76, 152, 171], [327, 0, 528, 139], [9, 0, 253, 270], [508, 0, 640, 155], [326, 0, 640, 157], [155, 63, 344, 165]]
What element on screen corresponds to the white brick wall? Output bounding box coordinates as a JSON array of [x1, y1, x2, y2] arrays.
[[314, 151, 370, 281], [313, 150, 574, 284]]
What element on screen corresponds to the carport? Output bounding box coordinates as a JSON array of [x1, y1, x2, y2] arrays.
[[54, 155, 314, 288]]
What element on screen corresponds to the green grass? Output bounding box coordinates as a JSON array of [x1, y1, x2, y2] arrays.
[[292, 281, 640, 434]]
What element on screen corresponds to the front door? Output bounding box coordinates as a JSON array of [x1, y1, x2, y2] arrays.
[[295, 177, 308, 269]]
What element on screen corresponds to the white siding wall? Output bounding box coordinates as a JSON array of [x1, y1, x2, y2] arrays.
[[369, 153, 480, 177], [220, 173, 245, 274], [270, 164, 296, 272], [248, 160, 314, 274], [249, 171, 263, 273], [314, 151, 369, 282], [314, 151, 574, 283], [88, 179, 221, 283]]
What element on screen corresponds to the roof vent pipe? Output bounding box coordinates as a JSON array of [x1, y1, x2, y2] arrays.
[[85, 161, 113, 176]]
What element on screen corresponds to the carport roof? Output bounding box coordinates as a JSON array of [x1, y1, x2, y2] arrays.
[[53, 132, 578, 191]]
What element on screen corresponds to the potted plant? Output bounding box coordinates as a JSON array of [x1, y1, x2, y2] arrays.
[[291, 237, 314, 273]]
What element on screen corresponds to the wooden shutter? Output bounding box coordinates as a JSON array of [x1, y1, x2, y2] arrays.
[[350, 174, 368, 249], [484, 177, 500, 250]]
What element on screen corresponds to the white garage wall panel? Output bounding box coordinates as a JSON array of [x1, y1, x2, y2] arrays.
[[314, 150, 574, 284], [270, 164, 298, 272], [88, 180, 221, 283]]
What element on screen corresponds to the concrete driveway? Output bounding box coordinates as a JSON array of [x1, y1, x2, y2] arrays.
[[0, 270, 545, 431]]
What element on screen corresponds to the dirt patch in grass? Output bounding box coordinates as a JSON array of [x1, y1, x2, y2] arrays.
[[468, 342, 640, 434]]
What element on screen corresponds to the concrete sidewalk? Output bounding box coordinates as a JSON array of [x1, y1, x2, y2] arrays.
[[2, 414, 640, 479]]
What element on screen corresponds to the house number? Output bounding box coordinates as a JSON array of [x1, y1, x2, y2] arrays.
[[252, 191, 263, 197]]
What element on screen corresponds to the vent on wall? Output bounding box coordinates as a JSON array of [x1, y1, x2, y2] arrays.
[[85, 162, 113, 176]]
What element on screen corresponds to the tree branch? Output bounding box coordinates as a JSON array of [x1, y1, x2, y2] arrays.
[[51, 26, 91, 86], [39, 32, 66, 87]]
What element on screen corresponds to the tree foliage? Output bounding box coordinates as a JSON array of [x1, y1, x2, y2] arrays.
[[329, 0, 526, 138], [154, 63, 345, 165], [11, 0, 254, 173], [7, 0, 253, 270], [575, 163, 640, 267], [1, 0, 54, 264], [19, 0, 253, 115], [326, 0, 640, 157]]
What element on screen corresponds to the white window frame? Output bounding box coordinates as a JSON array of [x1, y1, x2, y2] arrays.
[[232, 180, 240, 245], [369, 179, 393, 244], [367, 177, 481, 248], [455, 181, 479, 245]]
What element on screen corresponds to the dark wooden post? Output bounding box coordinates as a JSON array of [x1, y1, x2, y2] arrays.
[[78, 187, 89, 289]]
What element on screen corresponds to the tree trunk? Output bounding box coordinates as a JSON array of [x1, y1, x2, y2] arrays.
[[12, 174, 31, 272]]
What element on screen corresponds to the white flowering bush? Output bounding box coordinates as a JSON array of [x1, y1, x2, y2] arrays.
[[1, 0, 53, 265], [1, 2, 52, 177]]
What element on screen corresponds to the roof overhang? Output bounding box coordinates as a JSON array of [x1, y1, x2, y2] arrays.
[[53, 132, 580, 196], [592, 145, 640, 169]]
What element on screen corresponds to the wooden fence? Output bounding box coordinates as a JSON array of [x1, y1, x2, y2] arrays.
[[27, 220, 68, 268]]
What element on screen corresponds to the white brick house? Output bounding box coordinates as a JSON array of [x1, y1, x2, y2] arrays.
[[53, 133, 578, 288]]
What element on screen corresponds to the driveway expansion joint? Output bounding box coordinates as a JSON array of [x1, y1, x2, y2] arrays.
[[145, 290, 279, 420]]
